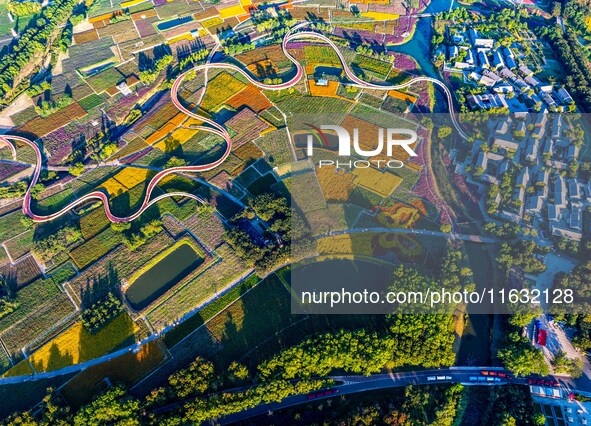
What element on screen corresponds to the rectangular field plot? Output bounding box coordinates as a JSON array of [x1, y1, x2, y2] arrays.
[[146, 243, 250, 330], [181, 210, 226, 249], [163, 274, 259, 348], [0, 282, 76, 358], [69, 227, 123, 270], [4, 230, 33, 261], [0, 210, 30, 243]]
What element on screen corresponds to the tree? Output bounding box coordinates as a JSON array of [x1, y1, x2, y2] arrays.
[[440, 224, 452, 233], [73, 386, 140, 425], [168, 357, 215, 398], [68, 162, 85, 176], [498, 333, 549, 376], [551, 1, 561, 17], [437, 126, 452, 139], [110, 222, 131, 232], [228, 361, 250, 383], [30, 183, 45, 200], [551, 350, 583, 378]]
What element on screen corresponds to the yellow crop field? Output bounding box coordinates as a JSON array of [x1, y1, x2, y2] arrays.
[[317, 234, 374, 256], [308, 80, 340, 97], [114, 167, 152, 188], [387, 89, 418, 103], [2, 360, 33, 377], [201, 17, 223, 28], [166, 33, 195, 44], [361, 11, 399, 20], [240, 0, 252, 5], [200, 72, 247, 111], [101, 167, 152, 195], [218, 4, 247, 18], [146, 122, 177, 145], [29, 313, 137, 372], [316, 166, 355, 201], [155, 128, 199, 151], [352, 167, 402, 197], [121, 0, 147, 8], [376, 203, 420, 228]]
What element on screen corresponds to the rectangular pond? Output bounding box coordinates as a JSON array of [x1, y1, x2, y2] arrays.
[[125, 242, 203, 311]]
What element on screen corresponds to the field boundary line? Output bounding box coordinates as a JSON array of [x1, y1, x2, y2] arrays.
[[23, 309, 79, 357]]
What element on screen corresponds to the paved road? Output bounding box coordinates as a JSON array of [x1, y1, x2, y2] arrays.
[[219, 367, 569, 424], [322, 227, 501, 243]]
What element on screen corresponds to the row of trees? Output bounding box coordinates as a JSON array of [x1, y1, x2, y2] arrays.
[[7, 1, 42, 17], [539, 24, 591, 112], [0, 0, 78, 101]]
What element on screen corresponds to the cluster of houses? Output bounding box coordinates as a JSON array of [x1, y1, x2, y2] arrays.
[[459, 114, 590, 241], [440, 27, 574, 113]]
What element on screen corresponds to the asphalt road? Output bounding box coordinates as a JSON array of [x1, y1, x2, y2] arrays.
[[219, 367, 569, 424]]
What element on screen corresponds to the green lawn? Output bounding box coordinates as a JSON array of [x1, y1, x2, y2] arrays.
[[0, 5, 12, 36]]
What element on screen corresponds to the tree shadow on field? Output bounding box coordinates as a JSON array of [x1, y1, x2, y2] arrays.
[[31, 343, 74, 373], [77, 312, 136, 363]]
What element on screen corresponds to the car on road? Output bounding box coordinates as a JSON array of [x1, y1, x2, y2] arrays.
[[307, 389, 340, 400]]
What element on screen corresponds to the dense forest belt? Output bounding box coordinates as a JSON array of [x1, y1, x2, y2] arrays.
[[2, 22, 464, 223]]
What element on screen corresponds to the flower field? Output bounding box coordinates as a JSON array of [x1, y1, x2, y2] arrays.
[[1, 293, 76, 358], [246, 59, 278, 78], [225, 108, 271, 149], [352, 54, 392, 78], [200, 72, 247, 112], [303, 45, 341, 66], [79, 206, 111, 240], [0, 162, 28, 181], [228, 147, 260, 171], [255, 128, 292, 167], [18, 102, 87, 137], [201, 16, 224, 29], [291, 167, 326, 213], [308, 80, 340, 97], [100, 167, 154, 196], [218, 4, 247, 19], [352, 167, 403, 197], [0, 275, 76, 358], [69, 227, 123, 270], [182, 209, 226, 249], [0, 210, 30, 242], [4, 230, 34, 260], [226, 85, 272, 113], [316, 233, 374, 256], [0, 255, 42, 288], [316, 166, 356, 202]]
